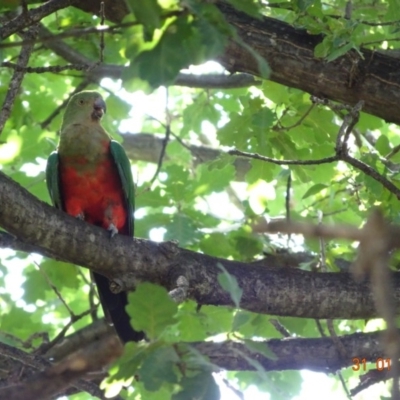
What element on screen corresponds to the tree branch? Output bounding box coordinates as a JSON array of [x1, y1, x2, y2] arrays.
[[121, 133, 251, 181], [0, 334, 122, 400], [34, 24, 260, 88], [216, 2, 400, 125], [0, 0, 78, 40], [0, 25, 38, 135], [0, 318, 392, 390], [2, 171, 400, 320]]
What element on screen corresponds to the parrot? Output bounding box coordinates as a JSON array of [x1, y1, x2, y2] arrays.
[[45, 90, 144, 343]]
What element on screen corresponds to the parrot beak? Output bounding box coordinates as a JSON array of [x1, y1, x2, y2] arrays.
[[92, 97, 107, 120]]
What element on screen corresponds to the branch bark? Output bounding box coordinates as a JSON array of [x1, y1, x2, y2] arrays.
[[0, 334, 122, 400], [40, 1, 400, 124], [216, 2, 400, 125], [0, 317, 390, 389], [2, 171, 400, 321], [0, 0, 78, 40], [122, 133, 251, 181], [4, 2, 400, 123]]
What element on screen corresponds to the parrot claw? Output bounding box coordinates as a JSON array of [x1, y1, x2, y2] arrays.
[[108, 223, 118, 238], [75, 212, 85, 220]]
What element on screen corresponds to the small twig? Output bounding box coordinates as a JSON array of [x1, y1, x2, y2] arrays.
[[0, 0, 77, 41], [228, 100, 400, 201], [337, 371, 353, 400], [386, 143, 400, 160], [285, 171, 292, 245], [23, 332, 50, 350], [335, 100, 364, 155], [21, 0, 29, 15], [0, 25, 38, 136], [317, 211, 327, 272], [342, 153, 400, 199], [326, 321, 353, 400], [99, 2, 105, 63], [311, 96, 354, 113], [75, 270, 99, 322], [315, 320, 326, 337], [275, 103, 315, 131], [344, 0, 352, 19], [35, 309, 94, 356], [0, 21, 137, 48], [222, 377, 245, 400], [1, 62, 91, 74], [1, 9, 185, 48], [40, 79, 91, 129], [269, 319, 291, 337], [34, 260, 75, 317], [149, 89, 171, 184], [228, 149, 339, 166]]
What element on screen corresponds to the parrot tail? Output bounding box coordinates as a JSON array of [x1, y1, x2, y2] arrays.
[[92, 272, 145, 343]]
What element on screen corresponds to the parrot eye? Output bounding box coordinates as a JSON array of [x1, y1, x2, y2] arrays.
[[78, 100, 84, 105]]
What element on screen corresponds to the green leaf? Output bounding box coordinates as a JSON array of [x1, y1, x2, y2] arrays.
[[140, 346, 179, 391], [375, 135, 391, 157], [164, 214, 200, 246], [131, 9, 229, 87], [232, 310, 252, 331], [217, 263, 243, 307], [314, 38, 332, 58], [194, 160, 236, 194], [386, 0, 400, 20], [251, 107, 275, 130], [226, 0, 261, 17], [325, 42, 354, 62], [127, 283, 178, 339], [176, 301, 208, 341], [173, 371, 220, 400], [125, 0, 162, 40], [246, 159, 279, 184], [302, 183, 328, 199]]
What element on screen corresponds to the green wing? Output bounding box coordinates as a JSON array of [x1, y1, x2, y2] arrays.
[[46, 151, 63, 210], [110, 140, 135, 236]]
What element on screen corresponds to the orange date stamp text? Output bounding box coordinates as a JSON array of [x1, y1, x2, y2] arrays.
[[352, 357, 391, 371]]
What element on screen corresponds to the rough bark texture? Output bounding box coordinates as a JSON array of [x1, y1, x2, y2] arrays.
[[216, 2, 400, 125], [1, 170, 400, 321], [0, 318, 388, 381], [56, 0, 400, 125]]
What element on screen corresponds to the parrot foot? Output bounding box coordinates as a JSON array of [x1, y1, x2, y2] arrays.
[[75, 212, 85, 220], [108, 223, 118, 237]]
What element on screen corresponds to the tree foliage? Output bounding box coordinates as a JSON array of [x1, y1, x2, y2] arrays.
[[1, 0, 400, 399]]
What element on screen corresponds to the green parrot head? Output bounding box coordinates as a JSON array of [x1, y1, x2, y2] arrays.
[[61, 91, 107, 130]]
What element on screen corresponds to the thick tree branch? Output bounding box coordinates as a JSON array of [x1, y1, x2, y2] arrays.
[[2, 171, 400, 321], [5, 1, 400, 123], [0, 318, 391, 389], [216, 2, 400, 125], [0, 334, 122, 400]]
